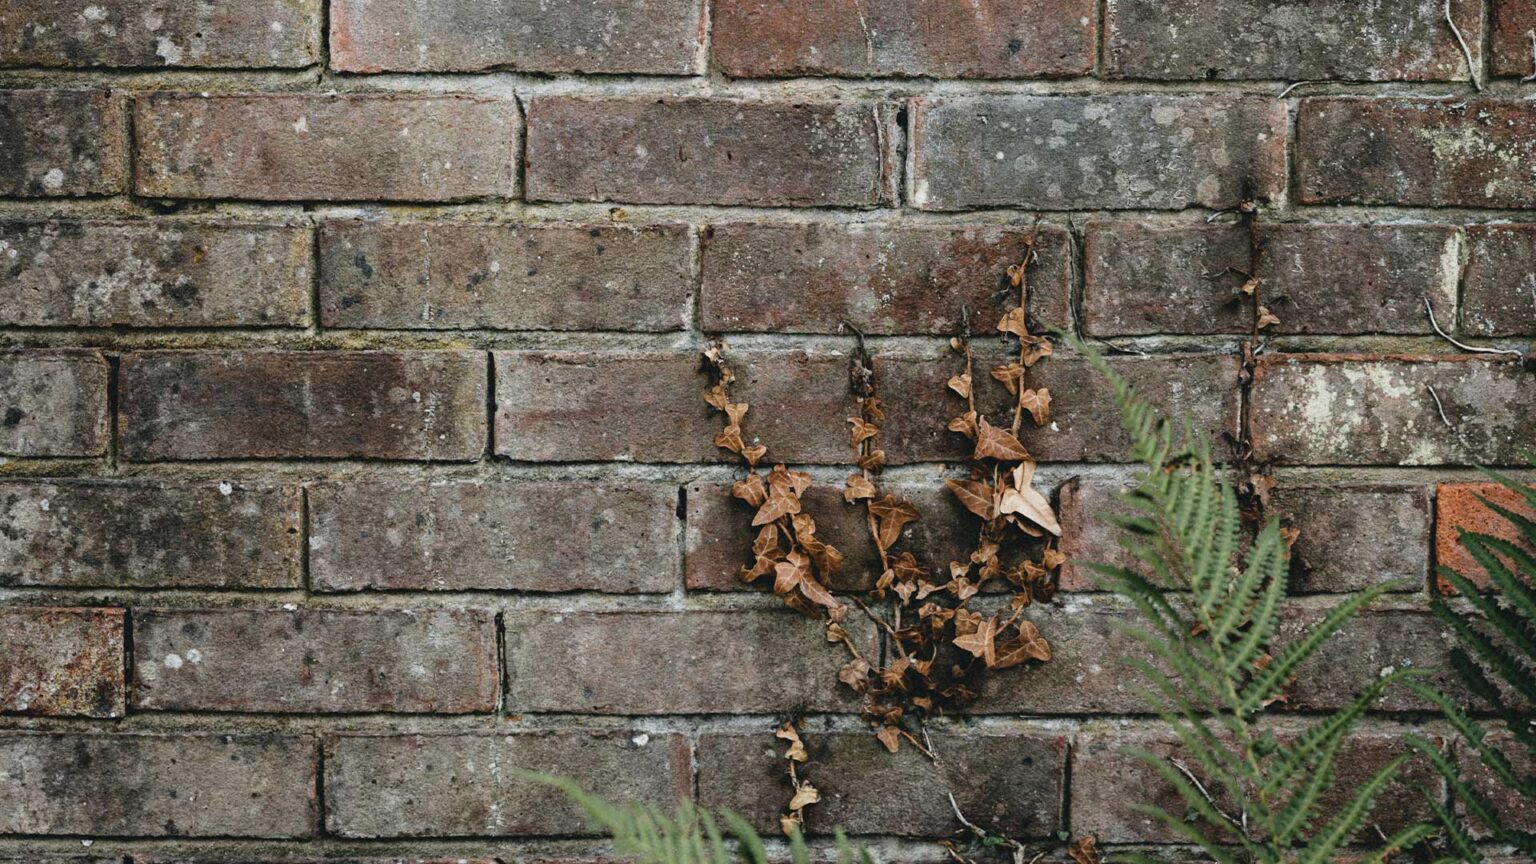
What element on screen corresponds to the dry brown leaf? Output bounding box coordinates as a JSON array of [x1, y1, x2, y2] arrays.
[[996, 306, 1028, 338], [767, 465, 813, 497], [704, 382, 730, 411], [1020, 387, 1051, 425], [991, 362, 1024, 395], [875, 725, 902, 754], [848, 417, 880, 447], [945, 478, 995, 520], [947, 410, 978, 440], [713, 424, 744, 454], [787, 783, 821, 811], [753, 491, 802, 526], [947, 373, 972, 400], [975, 418, 1030, 462], [1257, 305, 1281, 330], [1020, 335, 1053, 367], [952, 614, 998, 666], [839, 658, 871, 691], [998, 485, 1061, 537], [733, 474, 768, 507], [1042, 547, 1067, 571], [742, 444, 767, 467], [776, 722, 808, 762], [868, 494, 921, 550], [993, 620, 1051, 668], [844, 473, 877, 502], [779, 814, 801, 837], [857, 449, 887, 471], [725, 402, 749, 427], [1068, 835, 1103, 864]]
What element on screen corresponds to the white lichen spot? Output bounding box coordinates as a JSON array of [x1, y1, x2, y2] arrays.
[[271, 21, 285, 32], [163, 653, 183, 669], [41, 168, 65, 191], [38, 498, 49, 511], [82, 5, 108, 21], [632, 733, 650, 746], [142, 10, 163, 29], [293, 115, 309, 133], [185, 648, 203, 664], [156, 36, 183, 65]]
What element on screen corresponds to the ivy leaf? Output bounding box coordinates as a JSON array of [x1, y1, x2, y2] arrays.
[[991, 362, 1024, 395], [753, 491, 802, 526], [993, 620, 1051, 668], [945, 478, 995, 520], [787, 783, 821, 811], [868, 494, 921, 550], [839, 658, 871, 692], [947, 410, 978, 440], [1067, 835, 1103, 864], [732, 474, 767, 507], [952, 614, 998, 666], [975, 419, 1030, 461], [776, 722, 809, 762], [876, 725, 902, 754], [998, 474, 1061, 537], [996, 306, 1028, 338], [848, 417, 880, 446], [844, 473, 877, 503], [1020, 387, 1051, 425], [947, 373, 972, 400]]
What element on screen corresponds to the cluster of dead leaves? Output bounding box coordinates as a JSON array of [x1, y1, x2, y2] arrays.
[[775, 722, 821, 835]]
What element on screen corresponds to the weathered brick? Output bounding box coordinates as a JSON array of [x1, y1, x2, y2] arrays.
[[120, 350, 487, 461], [0, 220, 311, 327], [1492, 0, 1536, 77], [0, 607, 123, 717], [0, 732, 317, 837], [1279, 608, 1461, 712], [1082, 222, 1459, 336], [712, 0, 1093, 78], [699, 223, 1072, 335], [0, 479, 301, 589], [698, 729, 1066, 837], [1271, 484, 1432, 594], [506, 611, 871, 714], [1463, 225, 1536, 337], [325, 731, 690, 837], [135, 93, 518, 202], [973, 598, 1153, 714], [1457, 729, 1535, 837], [525, 97, 895, 207], [0, 89, 125, 197], [910, 95, 1286, 210], [309, 479, 678, 593], [1106, 0, 1480, 81], [133, 608, 497, 714], [1251, 356, 1536, 466], [0, 349, 109, 457], [1298, 99, 1536, 207], [0, 0, 320, 68], [318, 221, 691, 331], [1056, 476, 1137, 592], [330, 0, 702, 73], [1436, 481, 1536, 591]]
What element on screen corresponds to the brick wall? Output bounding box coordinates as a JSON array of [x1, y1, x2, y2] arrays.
[[1, 1, 1533, 862]]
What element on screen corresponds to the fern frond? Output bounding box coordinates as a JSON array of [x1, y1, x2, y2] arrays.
[[1299, 753, 1414, 864], [1241, 581, 1395, 713]]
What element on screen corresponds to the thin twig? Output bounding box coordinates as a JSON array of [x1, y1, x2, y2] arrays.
[[1427, 384, 1454, 429], [1094, 337, 1150, 357], [1170, 758, 1250, 839], [1446, 0, 1482, 92], [1424, 297, 1523, 356], [1524, 30, 1536, 83], [1277, 80, 1317, 98]]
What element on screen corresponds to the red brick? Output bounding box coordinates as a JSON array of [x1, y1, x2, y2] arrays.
[[309, 479, 678, 593], [1456, 729, 1535, 837], [1271, 484, 1432, 594], [973, 598, 1154, 714], [0, 220, 311, 327], [1298, 99, 1536, 207], [1279, 608, 1463, 713], [135, 93, 518, 202], [325, 731, 691, 837], [910, 95, 1286, 210], [330, 0, 702, 73], [119, 350, 487, 461], [0, 89, 125, 197], [1056, 475, 1140, 592], [0, 0, 320, 68], [0, 607, 123, 717], [525, 97, 896, 207], [133, 608, 497, 714], [1463, 225, 1536, 337], [1106, 0, 1480, 82], [699, 223, 1072, 335], [697, 728, 1066, 837], [0, 732, 318, 837], [0, 349, 110, 457], [711, 0, 1093, 78], [1492, 0, 1536, 78], [1082, 222, 1459, 336], [318, 221, 691, 331], [1251, 356, 1536, 466], [505, 611, 871, 714], [1436, 481, 1536, 591]]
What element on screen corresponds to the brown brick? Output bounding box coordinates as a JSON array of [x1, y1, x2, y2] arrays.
[[910, 95, 1286, 210], [0, 732, 317, 836], [309, 479, 678, 593], [1493, 0, 1536, 77], [133, 608, 496, 714], [120, 350, 487, 461], [1436, 481, 1536, 591], [525, 97, 895, 207], [1082, 222, 1459, 336], [325, 731, 690, 837], [1463, 225, 1536, 337], [1056, 475, 1138, 592], [1457, 729, 1535, 837], [712, 0, 1093, 78], [0, 0, 320, 68], [318, 221, 691, 331], [700, 223, 1072, 335], [974, 598, 1154, 714], [1251, 356, 1536, 466], [0, 89, 125, 197], [135, 93, 518, 202], [1272, 484, 1432, 594], [506, 611, 870, 714], [0, 480, 301, 589], [0, 349, 109, 457], [330, 0, 702, 73], [1106, 0, 1480, 81], [1279, 608, 1461, 712], [1298, 99, 1536, 207], [0, 607, 123, 717], [0, 220, 311, 327], [698, 729, 1066, 837]]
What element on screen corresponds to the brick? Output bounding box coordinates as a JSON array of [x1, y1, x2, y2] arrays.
[[133, 608, 497, 714], [318, 221, 691, 331], [1436, 481, 1536, 591], [506, 611, 871, 714], [0, 89, 125, 197], [0, 220, 311, 327], [1082, 222, 1459, 336], [525, 97, 895, 207], [1057, 476, 1138, 591], [0, 349, 109, 457], [120, 350, 487, 461], [325, 731, 690, 837], [699, 223, 1072, 335], [135, 93, 518, 202], [0, 479, 301, 589], [309, 479, 678, 593], [0, 0, 320, 68], [1251, 356, 1536, 466], [1298, 99, 1536, 207], [1272, 484, 1432, 594], [0, 732, 317, 836], [711, 0, 1093, 78], [1493, 0, 1536, 77], [0, 607, 123, 717], [1105, 0, 1480, 81], [1463, 225, 1536, 337], [1457, 730, 1535, 837], [330, 0, 702, 73], [974, 598, 1155, 714], [697, 729, 1065, 837], [1279, 608, 1461, 712], [910, 95, 1286, 211]]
